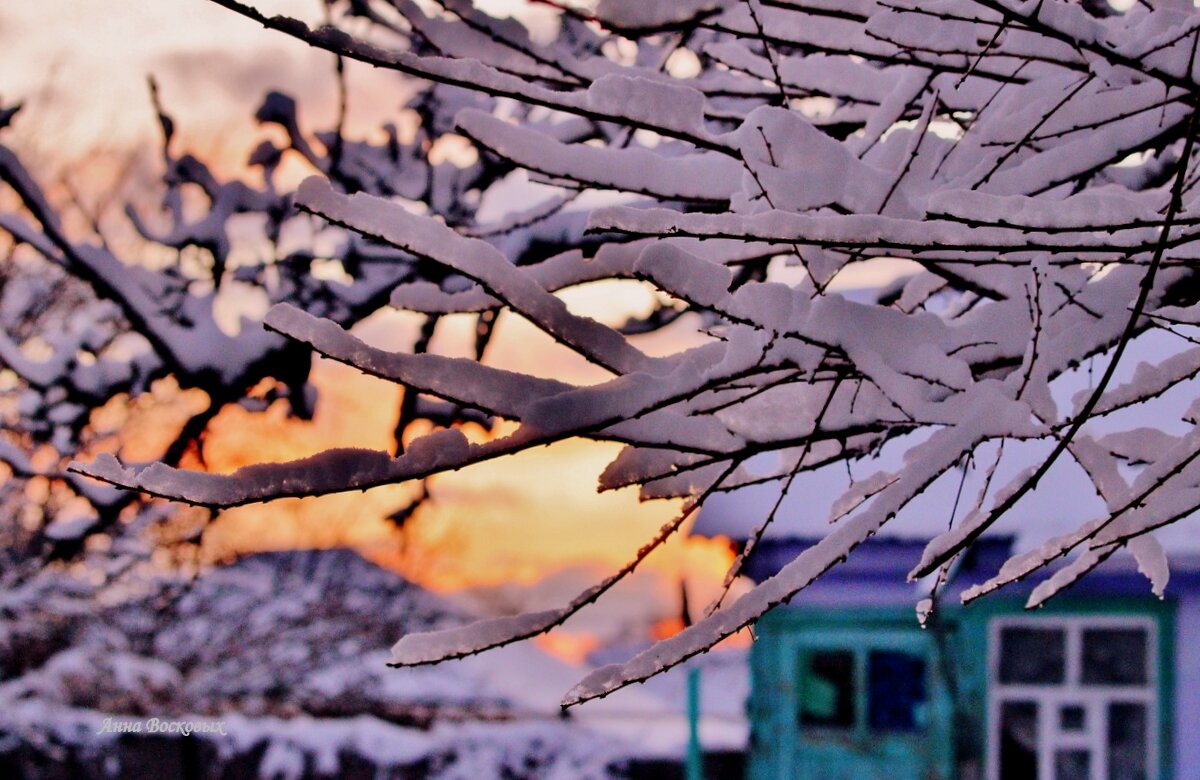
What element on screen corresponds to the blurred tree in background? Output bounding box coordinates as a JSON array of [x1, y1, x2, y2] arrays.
[[5, 0, 1200, 704]]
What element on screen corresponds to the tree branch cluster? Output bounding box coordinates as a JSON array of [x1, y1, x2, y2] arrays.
[[5, 0, 1200, 704]]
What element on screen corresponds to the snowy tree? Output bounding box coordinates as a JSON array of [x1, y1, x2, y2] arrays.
[[0, 66, 506, 573], [9, 0, 1200, 705]]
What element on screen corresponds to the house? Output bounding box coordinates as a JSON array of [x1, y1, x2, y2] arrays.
[[719, 535, 1200, 780], [692, 438, 1200, 780]]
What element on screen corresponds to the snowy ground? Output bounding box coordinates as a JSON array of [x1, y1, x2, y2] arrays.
[[0, 547, 747, 779]]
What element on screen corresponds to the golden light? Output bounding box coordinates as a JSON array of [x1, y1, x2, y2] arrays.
[[4, 1, 747, 664]]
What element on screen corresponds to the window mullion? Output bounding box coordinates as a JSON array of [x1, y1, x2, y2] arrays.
[[1066, 620, 1082, 687], [1089, 699, 1106, 780], [1037, 700, 1053, 780]]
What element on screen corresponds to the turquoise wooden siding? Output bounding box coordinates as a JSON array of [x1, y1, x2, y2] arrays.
[[954, 596, 1175, 780], [747, 597, 1174, 780], [746, 607, 954, 780]]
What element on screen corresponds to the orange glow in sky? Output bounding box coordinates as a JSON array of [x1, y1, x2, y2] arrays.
[[2, 3, 747, 658], [187, 308, 734, 598]]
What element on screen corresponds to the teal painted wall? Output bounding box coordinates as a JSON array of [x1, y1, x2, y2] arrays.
[[954, 596, 1174, 780], [746, 606, 954, 780], [746, 597, 1175, 780]]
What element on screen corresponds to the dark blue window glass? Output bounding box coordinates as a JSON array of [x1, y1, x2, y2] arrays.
[[868, 650, 927, 731]]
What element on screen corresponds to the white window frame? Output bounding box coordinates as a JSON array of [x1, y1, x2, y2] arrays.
[[986, 614, 1158, 780]]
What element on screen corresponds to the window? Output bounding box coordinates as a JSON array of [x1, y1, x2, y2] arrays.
[[997, 626, 1065, 684], [798, 646, 928, 733], [1054, 749, 1090, 780], [1108, 702, 1149, 780], [998, 701, 1038, 777], [1059, 705, 1085, 731], [988, 616, 1157, 780], [1081, 628, 1147, 685], [868, 650, 927, 732], [799, 650, 855, 727]]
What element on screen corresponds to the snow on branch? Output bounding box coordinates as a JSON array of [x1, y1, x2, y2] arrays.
[[20, 0, 1200, 701]]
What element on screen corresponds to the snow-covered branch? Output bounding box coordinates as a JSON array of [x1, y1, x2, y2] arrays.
[[11, 0, 1200, 703]]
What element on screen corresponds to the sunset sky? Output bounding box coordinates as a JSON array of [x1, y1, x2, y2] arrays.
[[5, 2, 343, 154], [0, 0, 740, 621]]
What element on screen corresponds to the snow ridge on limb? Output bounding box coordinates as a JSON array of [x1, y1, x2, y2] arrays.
[[294, 176, 648, 376], [912, 105, 1200, 584], [263, 303, 572, 419], [457, 110, 741, 203], [587, 205, 1191, 256], [592, 0, 733, 32], [1128, 534, 1170, 599], [71, 431, 469, 508], [39, 0, 1200, 699], [387, 245, 644, 313], [961, 426, 1200, 603], [564, 405, 1020, 706]]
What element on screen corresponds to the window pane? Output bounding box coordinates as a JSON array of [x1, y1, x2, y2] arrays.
[[868, 650, 927, 732], [1055, 750, 1090, 780], [1108, 702, 1148, 780], [999, 627, 1065, 684], [799, 650, 855, 728], [1059, 704, 1086, 731], [999, 701, 1039, 779], [1082, 628, 1148, 685]]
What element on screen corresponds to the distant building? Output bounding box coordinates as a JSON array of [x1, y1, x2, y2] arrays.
[[691, 414, 1200, 780], [687, 531, 1199, 780]]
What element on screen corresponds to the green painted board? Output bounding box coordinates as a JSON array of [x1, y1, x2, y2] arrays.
[[747, 609, 953, 780], [746, 597, 1175, 780]]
